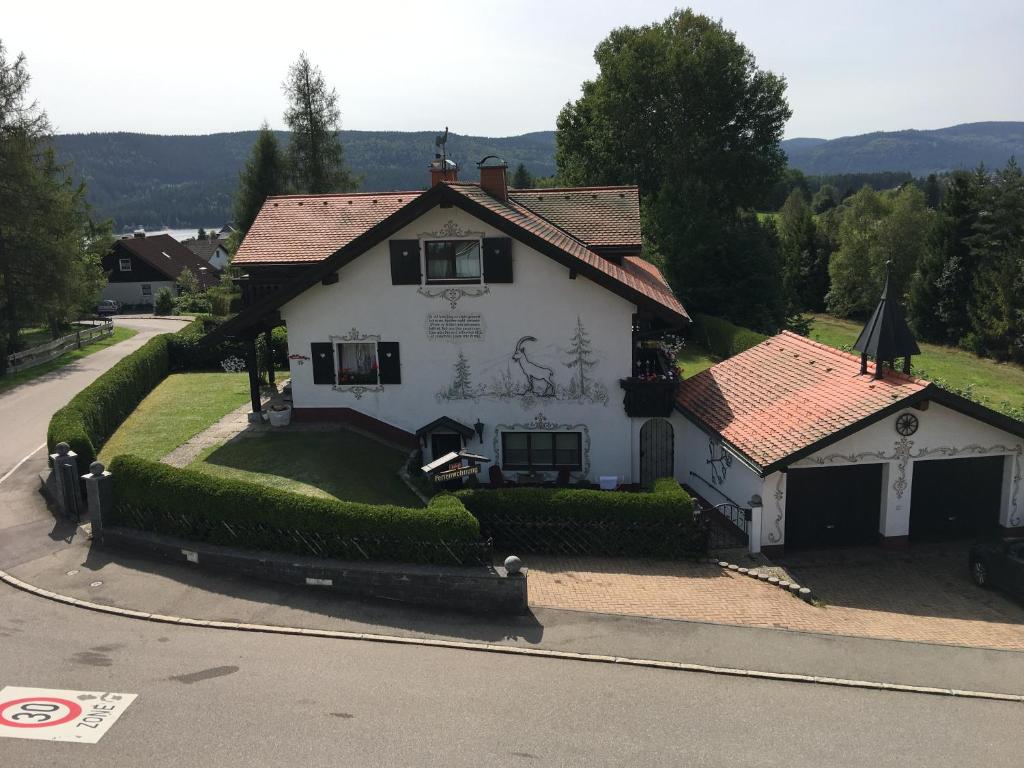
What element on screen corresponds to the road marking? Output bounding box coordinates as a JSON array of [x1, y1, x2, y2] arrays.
[[0, 442, 47, 487], [0, 687, 137, 743], [1, 568, 1021, 704]]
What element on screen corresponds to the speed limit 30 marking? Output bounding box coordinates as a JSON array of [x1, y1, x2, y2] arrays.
[[0, 687, 137, 743]]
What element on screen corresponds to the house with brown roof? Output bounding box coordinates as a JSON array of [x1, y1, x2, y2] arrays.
[[102, 233, 220, 307], [222, 155, 688, 486], [673, 275, 1024, 554], [182, 235, 231, 271]]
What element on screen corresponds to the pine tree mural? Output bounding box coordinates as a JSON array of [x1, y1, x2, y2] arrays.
[[451, 350, 472, 398], [564, 316, 598, 398]]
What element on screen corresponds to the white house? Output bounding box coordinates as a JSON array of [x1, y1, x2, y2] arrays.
[[183, 236, 231, 272], [102, 233, 220, 307], [223, 157, 688, 487]]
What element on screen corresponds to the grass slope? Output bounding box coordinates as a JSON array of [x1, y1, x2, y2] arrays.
[[99, 372, 251, 463], [0, 326, 138, 393], [190, 431, 423, 507], [808, 314, 1024, 413]]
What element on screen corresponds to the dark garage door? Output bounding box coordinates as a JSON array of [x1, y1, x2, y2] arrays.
[[909, 456, 1003, 541], [785, 464, 883, 548]]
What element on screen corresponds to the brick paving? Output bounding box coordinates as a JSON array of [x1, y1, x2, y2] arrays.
[[526, 544, 1024, 650]]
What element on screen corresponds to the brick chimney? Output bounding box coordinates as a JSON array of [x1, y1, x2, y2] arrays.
[[429, 156, 458, 186], [477, 156, 508, 201]]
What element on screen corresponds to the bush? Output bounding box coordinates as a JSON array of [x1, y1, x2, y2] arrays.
[[455, 478, 705, 557], [167, 314, 286, 373], [47, 334, 172, 467], [108, 456, 481, 564], [691, 312, 767, 360], [153, 288, 174, 315]]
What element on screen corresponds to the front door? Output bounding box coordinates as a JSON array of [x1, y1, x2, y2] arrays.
[[639, 419, 674, 489]]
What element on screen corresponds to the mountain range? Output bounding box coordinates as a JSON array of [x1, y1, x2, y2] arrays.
[[53, 122, 1024, 229]]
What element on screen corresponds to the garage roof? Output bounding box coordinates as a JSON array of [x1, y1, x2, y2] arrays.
[[675, 331, 1024, 476]]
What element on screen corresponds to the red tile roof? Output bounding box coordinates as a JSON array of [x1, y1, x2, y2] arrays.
[[235, 191, 414, 266], [675, 331, 930, 472], [507, 186, 641, 248], [233, 182, 686, 323]]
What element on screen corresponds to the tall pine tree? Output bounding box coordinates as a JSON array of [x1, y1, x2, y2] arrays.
[[234, 122, 286, 235], [282, 52, 358, 194]]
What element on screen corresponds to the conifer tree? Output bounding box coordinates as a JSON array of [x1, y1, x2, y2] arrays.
[[233, 122, 286, 235], [564, 317, 597, 397]]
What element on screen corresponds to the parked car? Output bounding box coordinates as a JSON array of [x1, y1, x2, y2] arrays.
[[96, 299, 121, 316], [969, 537, 1024, 598]]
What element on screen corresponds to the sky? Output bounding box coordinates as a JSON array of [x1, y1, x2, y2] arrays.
[[4, 0, 1022, 140]]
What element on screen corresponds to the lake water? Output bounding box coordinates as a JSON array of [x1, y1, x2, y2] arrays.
[[117, 227, 222, 242]]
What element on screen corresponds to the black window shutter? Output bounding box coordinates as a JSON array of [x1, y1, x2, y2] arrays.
[[311, 342, 335, 385], [482, 237, 513, 283], [378, 342, 401, 384], [389, 240, 421, 285]]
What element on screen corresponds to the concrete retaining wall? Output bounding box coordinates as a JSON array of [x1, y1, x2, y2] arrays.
[[101, 525, 528, 615]]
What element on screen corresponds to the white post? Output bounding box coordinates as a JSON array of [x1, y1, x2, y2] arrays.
[[999, 453, 1021, 531], [747, 494, 762, 554]]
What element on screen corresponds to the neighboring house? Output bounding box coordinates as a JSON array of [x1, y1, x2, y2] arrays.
[[222, 156, 688, 485], [102, 233, 220, 306], [674, 277, 1024, 553], [183, 236, 231, 271]]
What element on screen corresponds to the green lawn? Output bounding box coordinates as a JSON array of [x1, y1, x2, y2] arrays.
[[677, 341, 718, 378], [808, 313, 1024, 413], [190, 430, 423, 507], [99, 372, 251, 463], [0, 326, 138, 393]]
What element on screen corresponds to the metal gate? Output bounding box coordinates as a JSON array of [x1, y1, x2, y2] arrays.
[[639, 418, 674, 488]]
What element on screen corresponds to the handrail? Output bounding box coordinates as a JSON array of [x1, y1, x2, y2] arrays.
[[687, 471, 746, 509]]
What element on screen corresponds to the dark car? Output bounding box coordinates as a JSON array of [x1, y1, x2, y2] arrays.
[[96, 299, 121, 316], [969, 538, 1024, 598]]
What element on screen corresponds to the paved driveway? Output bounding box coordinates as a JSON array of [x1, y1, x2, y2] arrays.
[[526, 542, 1024, 650]]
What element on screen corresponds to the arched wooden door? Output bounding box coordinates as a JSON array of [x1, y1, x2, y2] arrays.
[[640, 418, 674, 488]]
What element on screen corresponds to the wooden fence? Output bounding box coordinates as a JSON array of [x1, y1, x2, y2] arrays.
[[5, 320, 114, 374]]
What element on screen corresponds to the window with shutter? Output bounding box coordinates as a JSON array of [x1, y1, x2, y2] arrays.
[[482, 237, 513, 283], [378, 342, 401, 384], [389, 240, 421, 285], [310, 342, 335, 385]]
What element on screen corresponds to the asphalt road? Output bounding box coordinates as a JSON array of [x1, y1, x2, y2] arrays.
[[0, 317, 190, 485], [0, 586, 1017, 768]]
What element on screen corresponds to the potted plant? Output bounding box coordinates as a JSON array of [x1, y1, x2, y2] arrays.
[[268, 403, 292, 427]]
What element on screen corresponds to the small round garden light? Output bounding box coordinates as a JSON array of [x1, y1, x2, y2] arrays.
[[504, 555, 523, 575]]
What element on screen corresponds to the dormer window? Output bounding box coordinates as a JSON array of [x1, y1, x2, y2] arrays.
[[425, 240, 481, 284], [119, 258, 132, 272]]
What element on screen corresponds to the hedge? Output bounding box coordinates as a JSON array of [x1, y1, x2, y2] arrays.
[[47, 332, 173, 467], [167, 314, 287, 372], [108, 455, 482, 565], [691, 313, 767, 360], [455, 478, 706, 558]]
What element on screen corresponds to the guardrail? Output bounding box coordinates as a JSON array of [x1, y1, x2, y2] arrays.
[[5, 320, 114, 374]]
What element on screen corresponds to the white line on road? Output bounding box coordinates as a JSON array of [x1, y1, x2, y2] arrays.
[[1, 568, 1021, 704], [0, 443, 47, 487]]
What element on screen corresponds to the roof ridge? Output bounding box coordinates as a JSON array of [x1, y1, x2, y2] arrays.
[[266, 190, 423, 201], [509, 185, 639, 193], [775, 330, 929, 385]]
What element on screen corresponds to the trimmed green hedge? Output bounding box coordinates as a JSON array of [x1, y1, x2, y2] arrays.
[[691, 313, 767, 360], [108, 456, 481, 564], [455, 478, 705, 557], [47, 333, 173, 467], [167, 314, 287, 372]]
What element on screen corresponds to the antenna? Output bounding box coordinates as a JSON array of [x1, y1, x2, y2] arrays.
[[435, 126, 449, 168]]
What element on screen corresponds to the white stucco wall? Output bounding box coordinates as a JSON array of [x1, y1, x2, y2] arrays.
[[102, 281, 176, 306], [208, 247, 230, 271], [281, 206, 641, 482]]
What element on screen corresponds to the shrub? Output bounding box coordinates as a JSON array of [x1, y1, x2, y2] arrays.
[[108, 456, 481, 564], [691, 313, 767, 360], [455, 478, 705, 557], [153, 288, 174, 315], [166, 314, 286, 373], [47, 333, 172, 467]]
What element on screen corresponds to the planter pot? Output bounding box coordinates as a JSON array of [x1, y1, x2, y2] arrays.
[[268, 405, 292, 427]]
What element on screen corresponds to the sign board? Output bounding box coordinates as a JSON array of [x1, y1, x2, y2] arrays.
[[433, 464, 481, 482], [425, 313, 485, 342], [0, 686, 137, 743], [421, 451, 461, 475]]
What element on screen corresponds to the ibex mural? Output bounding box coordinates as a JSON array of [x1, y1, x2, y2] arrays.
[[511, 336, 555, 397]]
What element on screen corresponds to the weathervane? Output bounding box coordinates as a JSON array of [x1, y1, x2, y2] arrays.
[[435, 126, 449, 168]]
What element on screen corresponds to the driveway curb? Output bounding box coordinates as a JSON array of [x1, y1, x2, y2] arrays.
[[2, 567, 1021, 704]]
